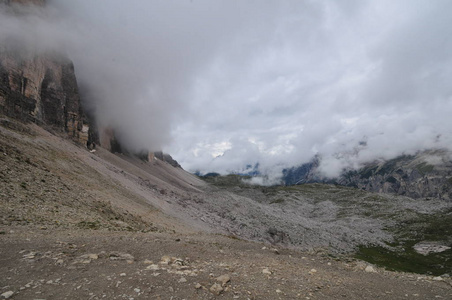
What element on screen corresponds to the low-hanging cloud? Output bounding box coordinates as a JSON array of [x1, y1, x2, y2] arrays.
[[2, 1, 452, 181], [2, 0, 253, 151], [163, 0, 452, 180]]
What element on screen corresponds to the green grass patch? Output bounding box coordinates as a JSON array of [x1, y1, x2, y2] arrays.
[[356, 243, 452, 275], [200, 174, 253, 188], [270, 198, 285, 204], [376, 155, 414, 175], [356, 209, 452, 275], [77, 220, 101, 230], [416, 162, 434, 175]]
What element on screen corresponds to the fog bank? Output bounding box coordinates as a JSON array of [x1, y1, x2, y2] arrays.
[[2, 1, 452, 181]]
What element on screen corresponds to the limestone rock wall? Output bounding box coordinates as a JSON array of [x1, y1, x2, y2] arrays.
[[0, 52, 87, 143], [153, 151, 182, 168], [0, 0, 88, 144]]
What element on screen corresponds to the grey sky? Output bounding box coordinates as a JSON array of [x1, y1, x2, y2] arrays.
[[2, 1, 452, 181]]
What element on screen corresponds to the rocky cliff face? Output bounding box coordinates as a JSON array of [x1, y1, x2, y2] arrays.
[[152, 151, 181, 168], [0, 0, 181, 166], [0, 52, 87, 141], [0, 46, 179, 164], [0, 0, 88, 144]]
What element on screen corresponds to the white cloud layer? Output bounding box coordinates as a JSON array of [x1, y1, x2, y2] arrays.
[[2, 0, 452, 180]]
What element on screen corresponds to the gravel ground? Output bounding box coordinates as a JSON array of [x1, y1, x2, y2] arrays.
[[1, 227, 451, 300]]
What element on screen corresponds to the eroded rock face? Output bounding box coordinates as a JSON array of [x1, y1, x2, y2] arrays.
[[0, 51, 87, 143], [0, 0, 88, 144], [153, 151, 182, 168]]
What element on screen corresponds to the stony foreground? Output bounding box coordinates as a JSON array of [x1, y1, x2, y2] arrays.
[[1, 227, 451, 300]]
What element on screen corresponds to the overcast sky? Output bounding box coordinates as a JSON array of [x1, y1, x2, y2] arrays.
[[3, 0, 452, 181]]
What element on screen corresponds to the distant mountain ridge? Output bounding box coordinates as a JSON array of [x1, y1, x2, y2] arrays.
[[283, 149, 452, 201]]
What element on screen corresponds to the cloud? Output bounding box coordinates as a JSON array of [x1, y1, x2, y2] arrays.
[[163, 0, 452, 179], [3, 1, 452, 180]]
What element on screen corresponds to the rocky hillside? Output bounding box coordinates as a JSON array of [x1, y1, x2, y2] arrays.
[[1, 118, 452, 299]]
